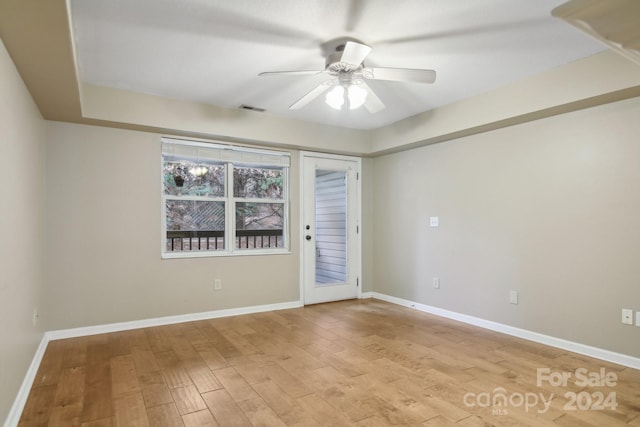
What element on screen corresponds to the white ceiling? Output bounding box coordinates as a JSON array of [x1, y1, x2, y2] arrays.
[[69, 0, 605, 130]]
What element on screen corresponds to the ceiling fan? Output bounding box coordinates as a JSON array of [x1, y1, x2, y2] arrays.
[[259, 38, 436, 113]]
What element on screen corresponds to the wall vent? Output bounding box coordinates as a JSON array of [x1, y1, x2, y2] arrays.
[[239, 104, 266, 112]]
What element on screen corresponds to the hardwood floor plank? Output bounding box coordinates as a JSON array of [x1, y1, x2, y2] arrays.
[[232, 360, 275, 385], [108, 331, 133, 357], [194, 342, 230, 371], [201, 389, 253, 426], [304, 345, 366, 377], [146, 402, 183, 427], [80, 417, 114, 427], [260, 363, 314, 399], [155, 350, 194, 389], [111, 355, 140, 396], [130, 347, 160, 374], [138, 371, 173, 409], [296, 393, 356, 426], [113, 392, 150, 427], [81, 344, 113, 422], [301, 367, 371, 422], [62, 337, 88, 369], [196, 323, 244, 359], [18, 384, 57, 426], [48, 366, 86, 426], [213, 366, 259, 402], [170, 384, 208, 415], [237, 396, 288, 427], [219, 328, 260, 356], [170, 335, 201, 362], [251, 380, 299, 419], [181, 409, 220, 427], [144, 326, 174, 353], [356, 374, 440, 424], [184, 360, 223, 393]]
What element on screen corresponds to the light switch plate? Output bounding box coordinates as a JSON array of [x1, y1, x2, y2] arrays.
[[509, 290, 518, 305], [622, 308, 633, 325]]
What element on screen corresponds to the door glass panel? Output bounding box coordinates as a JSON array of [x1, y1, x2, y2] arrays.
[[315, 170, 347, 285]]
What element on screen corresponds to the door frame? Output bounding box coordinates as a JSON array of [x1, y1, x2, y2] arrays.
[[299, 151, 362, 304]]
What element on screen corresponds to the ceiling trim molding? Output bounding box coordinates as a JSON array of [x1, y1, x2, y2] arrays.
[[368, 50, 640, 156], [552, 0, 640, 66], [0, 0, 82, 121]]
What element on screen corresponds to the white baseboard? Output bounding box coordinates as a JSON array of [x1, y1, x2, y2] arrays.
[[361, 291, 374, 299], [46, 300, 303, 340], [4, 299, 302, 427], [3, 335, 49, 427], [371, 292, 640, 370]]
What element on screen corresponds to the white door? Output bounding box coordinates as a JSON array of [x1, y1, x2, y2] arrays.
[[301, 153, 361, 304]]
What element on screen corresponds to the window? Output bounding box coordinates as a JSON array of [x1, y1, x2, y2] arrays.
[[162, 138, 290, 257]]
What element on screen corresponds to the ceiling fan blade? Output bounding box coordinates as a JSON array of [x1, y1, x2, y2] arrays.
[[345, 0, 367, 32], [340, 41, 372, 67], [363, 67, 436, 84], [289, 80, 334, 110], [360, 81, 385, 114], [259, 70, 324, 77]]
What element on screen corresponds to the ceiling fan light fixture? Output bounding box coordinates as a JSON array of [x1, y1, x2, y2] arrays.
[[347, 83, 367, 110], [325, 85, 345, 110], [325, 83, 367, 110]]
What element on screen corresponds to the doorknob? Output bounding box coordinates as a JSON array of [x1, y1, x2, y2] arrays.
[[305, 225, 311, 230], [305, 235, 312, 241]]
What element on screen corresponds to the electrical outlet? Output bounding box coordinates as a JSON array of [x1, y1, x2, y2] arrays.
[[509, 290, 518, 305], [32, 308, 39, 327], [429, 216, 439, 227], [622, 309, 633, 325], [214, 279, 222, 291], [432, 277, 440, 289], [636, 312, 640, 327]]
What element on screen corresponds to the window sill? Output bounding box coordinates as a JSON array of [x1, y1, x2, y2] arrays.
[[162, 248, 291, 259]]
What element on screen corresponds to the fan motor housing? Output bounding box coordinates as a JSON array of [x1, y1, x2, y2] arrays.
[[325, 51, 362, 74], [322, 37, 367, 74]]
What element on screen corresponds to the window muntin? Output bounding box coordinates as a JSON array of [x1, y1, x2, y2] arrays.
[[161, 138, 289, 257]]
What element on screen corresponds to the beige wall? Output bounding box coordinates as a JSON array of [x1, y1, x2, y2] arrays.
[[0, 39, 46, 421], [372, 97, 640, 357], [44, 122, 301, 330]]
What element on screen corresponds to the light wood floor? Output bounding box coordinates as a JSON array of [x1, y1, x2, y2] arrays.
[[19, 299, 640, 426]]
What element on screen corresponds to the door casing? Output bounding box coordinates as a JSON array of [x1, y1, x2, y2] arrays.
[[299, 151, 362, 305]]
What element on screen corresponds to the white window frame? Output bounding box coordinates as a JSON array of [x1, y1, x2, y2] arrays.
[[161, 137, 290, 259]]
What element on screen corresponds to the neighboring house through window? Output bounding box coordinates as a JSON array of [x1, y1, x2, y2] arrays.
[[161, 137, 290, 258]]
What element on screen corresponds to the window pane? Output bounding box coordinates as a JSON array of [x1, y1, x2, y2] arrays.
[[233, 167, 284, 199], [235, 202, 284, 249], [164, 161, 225, 197], [165, 200, 225, 252]]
